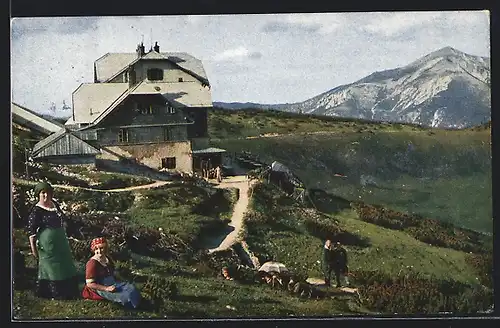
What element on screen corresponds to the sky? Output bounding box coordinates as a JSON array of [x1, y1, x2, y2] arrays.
[[11, 11, 490, 117]]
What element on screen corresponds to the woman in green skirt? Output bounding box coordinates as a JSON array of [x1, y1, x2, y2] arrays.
[[27, 182, 79, 300]]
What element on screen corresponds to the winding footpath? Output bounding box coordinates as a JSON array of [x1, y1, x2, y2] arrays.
[[14, 175, 257, 254], [208, 175, 257, 254]]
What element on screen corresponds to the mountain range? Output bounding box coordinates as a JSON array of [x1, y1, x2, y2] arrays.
[[214, 47, 491, 129]]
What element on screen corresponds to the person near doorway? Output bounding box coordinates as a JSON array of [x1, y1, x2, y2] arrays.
[[216, 165, 222, 183]]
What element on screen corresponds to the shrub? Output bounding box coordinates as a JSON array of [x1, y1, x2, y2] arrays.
[[351, 269, 492, 313], [141, 276, 179, 312], [68, 238, 92, 262], [350, 201, 489, 254], [466, 252, 493, 288]]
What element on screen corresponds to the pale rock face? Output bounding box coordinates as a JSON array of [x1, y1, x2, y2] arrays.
[[283, 47, 491, 128]]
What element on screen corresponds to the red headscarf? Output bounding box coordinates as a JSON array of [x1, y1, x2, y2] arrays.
[[90, 237, 107, 251]]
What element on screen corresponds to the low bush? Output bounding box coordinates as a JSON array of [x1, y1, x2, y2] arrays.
[[350, 201, 490, 254], [92, 174, 153, 190], [465, 252, 493, 288], [141, 276, 179, 312], [351, 269, 492, 314]]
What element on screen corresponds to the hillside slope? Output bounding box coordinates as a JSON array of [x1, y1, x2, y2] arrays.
[[209, 109, 492, 233]]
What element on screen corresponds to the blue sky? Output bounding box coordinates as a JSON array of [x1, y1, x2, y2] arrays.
[[11, 11, 490, 116]]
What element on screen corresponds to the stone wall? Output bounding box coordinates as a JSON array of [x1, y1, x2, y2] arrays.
[[100, 141, 192, 172]]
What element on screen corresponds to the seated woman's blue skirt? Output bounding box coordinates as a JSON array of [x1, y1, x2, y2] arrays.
[[95, 276, 141, 309]]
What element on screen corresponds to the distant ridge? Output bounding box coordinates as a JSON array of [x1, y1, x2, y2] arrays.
[[215, 47, 490, 129]]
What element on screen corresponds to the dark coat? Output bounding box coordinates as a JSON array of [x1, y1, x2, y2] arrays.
[[323, 246, 348, 270]]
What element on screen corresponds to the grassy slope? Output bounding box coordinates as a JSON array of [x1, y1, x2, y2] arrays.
[[245, 185, 481, 286], [209, 108, 492, 233], [11, 112, 492, 318], [13, 182, 372, 319]]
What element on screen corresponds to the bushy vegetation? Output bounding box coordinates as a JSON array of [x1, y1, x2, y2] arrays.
[[241, 182, 370, 279], [465, 252, 493, 288], [89, 173, 155, 190], [141, 276, 179, 312], [350, 201, 492, 254], [351, 269, 492, 314]]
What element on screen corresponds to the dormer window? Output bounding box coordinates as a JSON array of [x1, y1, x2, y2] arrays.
[[147, 68, 163, 81], [166, 105, 176, 114]]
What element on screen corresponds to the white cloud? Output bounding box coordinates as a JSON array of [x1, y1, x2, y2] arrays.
[[213, 46, 262, 62], [261, 12, 344, 35], [361, 12, 444, 37]]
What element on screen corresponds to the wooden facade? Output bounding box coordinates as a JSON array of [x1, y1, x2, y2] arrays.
[[75, 94, 208, 146], [32, 130, 101, 160]]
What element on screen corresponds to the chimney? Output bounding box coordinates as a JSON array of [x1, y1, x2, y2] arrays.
[[136, 42, 145, 58], [154, 41, 160, 53]]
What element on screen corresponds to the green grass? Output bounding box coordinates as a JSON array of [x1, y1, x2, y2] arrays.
[[125, 183, 236, 245], [208, 107, 432, 139], [213, 128, 491, 234], [334, 210, 480, 284], [13, 272, 371, 319], [243, 184, 482, 286]]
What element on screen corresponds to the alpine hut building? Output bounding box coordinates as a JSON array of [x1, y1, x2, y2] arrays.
[[32, 42, 225, 173]]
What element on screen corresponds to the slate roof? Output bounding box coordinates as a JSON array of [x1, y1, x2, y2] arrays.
[[94, 51, 209, 85], [11, 102, 63, 135]]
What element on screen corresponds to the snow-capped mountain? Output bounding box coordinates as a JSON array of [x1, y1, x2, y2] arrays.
[[216, 47, 491, 128]]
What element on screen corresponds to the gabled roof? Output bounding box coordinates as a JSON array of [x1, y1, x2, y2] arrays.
[[11, 102, 64, 135], [95, 53, 136, 82], [94, 51, 209, 85], [32, 128, 67, 154], [69, 83, 129, 124], [32, 128, 100, 158], [73, 80, 212, 129]]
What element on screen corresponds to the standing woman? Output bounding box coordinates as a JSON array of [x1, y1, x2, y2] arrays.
[[27, 182, 79, 300]]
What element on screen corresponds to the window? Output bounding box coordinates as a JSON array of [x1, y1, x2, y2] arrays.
[[140, 105, 154, 115], [161, 157, 176, 169], [178, 77, 183, 82], [147, 68, 163, 81], [79, 130, 97, 141], [118, 128, 129, 142], [163, 127, 173, 141], [166, 105, 176, 114]]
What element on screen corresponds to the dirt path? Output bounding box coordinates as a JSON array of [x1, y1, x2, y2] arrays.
[[208, 176, 257, 253], [243, 128, 406, 140], [13, 178, 171, 192]]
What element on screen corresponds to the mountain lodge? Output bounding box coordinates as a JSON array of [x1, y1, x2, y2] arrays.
[[30, 42, 225, 174]]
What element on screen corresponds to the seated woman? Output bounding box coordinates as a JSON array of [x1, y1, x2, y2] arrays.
[[82, 237, 141, 309]]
